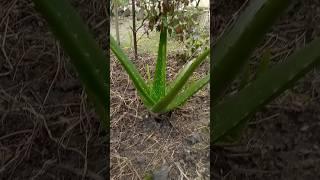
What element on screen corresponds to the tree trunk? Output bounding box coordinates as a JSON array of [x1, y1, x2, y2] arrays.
[[196, 0, 201, 7], [114, 1, 120, 45], [132, 0, 138, 60]]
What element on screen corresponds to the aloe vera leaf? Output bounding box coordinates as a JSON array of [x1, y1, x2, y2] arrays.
[[214, 115, 254, 145], [212, 38, 320, 144], [151, 48, 210, 113], [218, 51, 271, 143], [165, 74, 209, 112], [110, 36, 155, 106], [152, 16, 168, 100], [32, 0, 108, 129], [212, 0, 291, 104], [256, 48, 271, 79], [239, 61, 251, 90]]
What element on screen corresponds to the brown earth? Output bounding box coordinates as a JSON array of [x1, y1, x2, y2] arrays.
[[0, 0, 108, 179], [212, 0, 320, 179]]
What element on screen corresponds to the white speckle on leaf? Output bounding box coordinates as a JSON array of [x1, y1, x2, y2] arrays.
[[243, 112, 249, 119], [259, 99, 264, 105], [272, 88, 278, 94], [303, 62, 309, 68], [288, 74, 295, 81], [232, 121, 238, 127]]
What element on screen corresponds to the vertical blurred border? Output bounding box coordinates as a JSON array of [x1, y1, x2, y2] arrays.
[[209, 0, 214, 177], [103, 0, 111, 178]]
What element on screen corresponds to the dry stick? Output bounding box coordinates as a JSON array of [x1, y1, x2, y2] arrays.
[[0, 147, 23, 174], [0, 17, 13, 77], [127, 160, 142, 180], [7, 124, 36, 178], [135, 15, 150, 43], [213, 0, 249, 46], [43, 42, 61, 105], [81, 131, 90, 180], [249, 113, 280, 125], [59, 118, 81, 145], [174, 162, 189, 180], [93, 19, 107, 31], [0, 0, 17, 27], [55, 164, 104, 180], [136, 15, 148, 32], [22, 105, 86, 159], [80, 90, 92, 180], [30, 159, 57, 180], [0, 129, 32, 141], [0, 89, 18, 131]]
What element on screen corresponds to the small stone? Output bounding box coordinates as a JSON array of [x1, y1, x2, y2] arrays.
[[300, 124, 309, 131], [153, 165, 170, 180], [136, 156, 145, 164], [186, 132, 201, 145]]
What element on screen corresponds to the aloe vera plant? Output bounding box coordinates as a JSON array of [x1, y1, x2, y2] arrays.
[[212, 0, 320, 144], [32, 0, 108, 129], [110, 15, 210, 113], [33, 0, 209, 123]]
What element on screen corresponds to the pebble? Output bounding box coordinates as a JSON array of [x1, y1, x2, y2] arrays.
[[153, 165, 170, 180], [186, 132, 201, 145]]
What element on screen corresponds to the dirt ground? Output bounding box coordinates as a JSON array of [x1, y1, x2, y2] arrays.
[[212, 0, 320, 179], [0, 0, 108, 179], [110, 51, 210, 179]]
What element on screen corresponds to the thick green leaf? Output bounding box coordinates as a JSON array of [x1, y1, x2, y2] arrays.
[[165, 74, 209, 112], [256, 48, 271, 79], [32, 0, 108, 129], [151, 48, 210, 112], [212, 38, 320, 144], [238, 49, 271, 91], [146, 64, 151, 85], [110, 36, 155, 106], [153, 16, 168, 100], [212, 0, 291, 104], [239, 61, 251, 90]]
